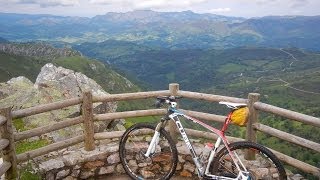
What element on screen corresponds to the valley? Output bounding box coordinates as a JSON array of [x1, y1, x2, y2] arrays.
[[0, 10, 319, 179]]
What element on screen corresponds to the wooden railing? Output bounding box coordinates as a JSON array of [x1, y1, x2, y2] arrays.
[[0, 108, 17, 179], [0, 83, 319, 179]]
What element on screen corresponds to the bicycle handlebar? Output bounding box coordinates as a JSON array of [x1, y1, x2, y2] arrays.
[[155, 96, 182, 108]]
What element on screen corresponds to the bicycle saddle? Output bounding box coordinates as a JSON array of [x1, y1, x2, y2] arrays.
[[219, 101, 247, 109]]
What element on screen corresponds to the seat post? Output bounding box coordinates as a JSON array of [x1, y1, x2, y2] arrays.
[[221, 110, 233, 133]]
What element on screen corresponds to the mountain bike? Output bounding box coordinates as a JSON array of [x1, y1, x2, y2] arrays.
[[119, 96, 287, 179]]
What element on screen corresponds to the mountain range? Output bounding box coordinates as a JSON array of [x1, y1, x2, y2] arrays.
[[1, 10, 320, 50]]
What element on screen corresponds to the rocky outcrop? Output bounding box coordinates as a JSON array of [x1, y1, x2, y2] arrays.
[[0, 63, 120, 141], [0, 43, 81, 59], [34, 63, 116, 116]]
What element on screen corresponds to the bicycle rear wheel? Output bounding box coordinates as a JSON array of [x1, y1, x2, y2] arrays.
[[211, 141, 287, 180], [119, 123, 178, 180]]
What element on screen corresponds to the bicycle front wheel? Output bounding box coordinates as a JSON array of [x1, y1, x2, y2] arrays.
[[211, 141, 287, 180], [119, 123, 178, 180]]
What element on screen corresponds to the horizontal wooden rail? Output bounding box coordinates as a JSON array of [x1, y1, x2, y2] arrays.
[[94, 128, 244, 146], [94, 108, 226, 123], [0, 161, 11, 177], [14, 116, 83, 141], [17, 135, 84, 163], [94, 128, 245, 143], [94, 131, 125, 140], [270, 148, 320, 177], [95, 128, 155, 140], [253, 123, 320, 153], [93, 90, 170, 103], [184, 128, 244, 143], [179, 90, 247, 103], [12, 97, 82, 119], [0, 139, 9, 151], [94, 109, 167, 121], [1, 84, 318, 178], [0, 115, 6, 126], [181, 109, 226, 123], [254, 102, 320, 128]]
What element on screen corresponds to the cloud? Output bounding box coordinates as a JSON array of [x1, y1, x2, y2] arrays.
[[89, 0, 131, 5], [136, 0, 209, 9], [209, 8, 231, 13], [89, 0, 209, 10], [255, 0, 309, 7], [256, 0, 277, 5], [11, 0, 79, 7], [290, 0, 309, 8]]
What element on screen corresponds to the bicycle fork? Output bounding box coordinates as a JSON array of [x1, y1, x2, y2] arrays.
[[144, 123, 162, 157]]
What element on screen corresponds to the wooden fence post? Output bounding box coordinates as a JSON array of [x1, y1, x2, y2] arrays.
[[0, 108, 17, 179], [245, 93, 260, 160], [82, 91, 95, 151], [169, 83, 179, 143]]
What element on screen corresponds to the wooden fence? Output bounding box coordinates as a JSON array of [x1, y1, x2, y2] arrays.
[[0, 83, 319, 179]]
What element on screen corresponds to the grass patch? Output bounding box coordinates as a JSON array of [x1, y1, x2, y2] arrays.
[[13, 119, 51, 154], [242, 60, 268, 67], [217, 63, 254, 74], [20, 170, 41, 180], [19, 163, 41, 180], [124, 116, 161, 129], [16, 139, 50, 154], [264, 61, 284, 70], [13, 118, 28, 131]]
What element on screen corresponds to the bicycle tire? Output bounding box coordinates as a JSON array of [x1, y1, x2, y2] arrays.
[[119, 123, 178, 180], [210, 141, 287, 180]]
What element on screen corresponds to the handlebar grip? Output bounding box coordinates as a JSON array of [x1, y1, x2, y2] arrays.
[[155, 100, 162, 108], [155, 96, 182, 108]]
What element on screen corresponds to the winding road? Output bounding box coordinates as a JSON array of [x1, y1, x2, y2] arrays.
[[254, 48, 320, 95]]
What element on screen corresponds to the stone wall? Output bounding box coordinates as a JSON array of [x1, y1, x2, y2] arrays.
[[18, 139, 305, 180], [38, 142, 122, 179], [19, 139, 202, 179]]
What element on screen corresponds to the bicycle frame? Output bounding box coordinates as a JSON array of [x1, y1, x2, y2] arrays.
[[145, 107, 250, 180]]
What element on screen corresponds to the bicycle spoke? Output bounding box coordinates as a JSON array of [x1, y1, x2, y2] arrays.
[[211, 142, 287, 180], [119, 123, 177, 180]]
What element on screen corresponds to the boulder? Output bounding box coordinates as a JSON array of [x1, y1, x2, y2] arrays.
[[0, 63, 121, 141]]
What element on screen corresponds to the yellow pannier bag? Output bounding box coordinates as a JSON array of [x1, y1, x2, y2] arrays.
[[231, 107, 249, 126]]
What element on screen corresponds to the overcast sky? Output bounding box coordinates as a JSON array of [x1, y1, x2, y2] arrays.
[[0, 0, 319, 18]]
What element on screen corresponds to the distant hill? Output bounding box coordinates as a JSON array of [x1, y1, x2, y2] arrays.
[[234, 16, 320, 50], [1, 11, 320, 50], [76, 41, 320, 92], [0, 42, 139, 93], [74, 40, 155, 60], [0, 37, 8, 43]]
